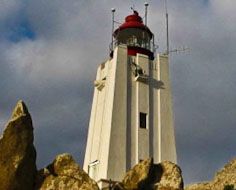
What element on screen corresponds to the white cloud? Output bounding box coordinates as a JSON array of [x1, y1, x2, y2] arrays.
[[5, 39, 92, 82], [0, 0, 22, 21]]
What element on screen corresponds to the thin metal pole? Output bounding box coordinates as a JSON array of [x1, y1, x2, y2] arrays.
[[111, 8, 115, 52], [144, 2, 149, 26], [165, 0, 169, 55]]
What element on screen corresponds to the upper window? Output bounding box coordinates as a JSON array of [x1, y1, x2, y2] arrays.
[[139, 112, 147, 129]]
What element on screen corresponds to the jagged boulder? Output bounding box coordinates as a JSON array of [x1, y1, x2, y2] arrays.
[[35, 153, 99, 190], [185, 158, 236, 190], [122, 158, 153, 189], [156, 161, 184, 190], [0, 100, 37, 190], [121, 158, 183, 190]]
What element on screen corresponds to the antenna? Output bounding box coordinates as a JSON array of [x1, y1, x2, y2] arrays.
[[164, 0, 169, 55], [168, 47, 191, 54], [111, 8, 116, 52], [162, 1, 190, 56], [131, 2, 135, 11], [144, 2, 149, 26]]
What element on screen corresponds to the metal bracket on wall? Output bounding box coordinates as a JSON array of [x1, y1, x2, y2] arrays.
[[94, 78, 106, 91]]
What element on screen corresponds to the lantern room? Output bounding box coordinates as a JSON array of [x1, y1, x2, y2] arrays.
[[111, 10, 155, 60]]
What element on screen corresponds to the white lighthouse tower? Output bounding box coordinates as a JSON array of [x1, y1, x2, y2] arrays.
[[83, 7, 176, 188]]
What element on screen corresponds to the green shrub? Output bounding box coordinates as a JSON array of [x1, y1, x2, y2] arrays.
[[224, 184, 235, 190]]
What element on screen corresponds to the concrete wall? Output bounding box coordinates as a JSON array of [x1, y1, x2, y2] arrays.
[[83, 45, 128, 182], [107, 45, 128, 180], [136, 54, 150, 163], [158, 54, 177, 163], [83, 46, 177, 186]]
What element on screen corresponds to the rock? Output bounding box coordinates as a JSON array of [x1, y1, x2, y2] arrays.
[[185, 158, 236, 190], [122, 158, 183, 190], [35, 153, 99, 190], [122, 158, 153, 189], [156, 161, 184, 190], [0, 100, 37, 190], [212, 158, 236, 189], [184, 182, 211, 190]]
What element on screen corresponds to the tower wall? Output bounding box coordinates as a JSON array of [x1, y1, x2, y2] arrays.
[[83, 45, 128, 182], [135, 54, 150, 163], [83, 45, 177, 186], [106, 45, 128, 180], [158, 55, 177, 162]]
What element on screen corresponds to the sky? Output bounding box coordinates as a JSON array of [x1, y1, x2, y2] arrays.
[[0, 0, 236, 185]]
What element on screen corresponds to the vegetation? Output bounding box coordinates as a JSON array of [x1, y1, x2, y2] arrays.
[[224, 184, 235, 190]]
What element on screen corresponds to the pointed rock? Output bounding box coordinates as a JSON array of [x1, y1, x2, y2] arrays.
[[35, 153, 99, 190], [11, 100, 29, 120], [0, 100, 37, 190]]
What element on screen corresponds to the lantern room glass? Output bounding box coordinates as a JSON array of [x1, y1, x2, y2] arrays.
[[114, 28, 152, 51]]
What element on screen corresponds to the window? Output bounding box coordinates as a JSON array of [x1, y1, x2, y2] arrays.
[[140, 112, 147, 129]]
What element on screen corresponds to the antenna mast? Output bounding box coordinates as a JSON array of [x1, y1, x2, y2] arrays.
[[165, 0, 169, 55], [111, 8, 116, 52], [144, 2, 149, 26]]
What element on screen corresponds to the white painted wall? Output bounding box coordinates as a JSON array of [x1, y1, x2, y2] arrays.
[[157, 54, 177, 162], [83, 46, 177, 188]]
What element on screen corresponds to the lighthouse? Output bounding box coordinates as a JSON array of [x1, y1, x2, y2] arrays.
[[83, 7, 176, 188]]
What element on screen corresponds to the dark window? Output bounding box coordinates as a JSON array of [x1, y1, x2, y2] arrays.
[[140, 112, 147, 129]]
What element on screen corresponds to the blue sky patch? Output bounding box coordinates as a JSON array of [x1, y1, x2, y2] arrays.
[[7, 20, 36, 43]]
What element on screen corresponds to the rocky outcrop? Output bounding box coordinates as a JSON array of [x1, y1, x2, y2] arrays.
[[121, 158, 183, 190], [0, 100, 37, 190], [122, 158, 154, 189], [212, 158, 236, 189], [157, 161, 184, 190], [2, 100, 235, 190], [35, 153, 99, 190], [185, 182, 211, 190], [185, 158, 236, 190]]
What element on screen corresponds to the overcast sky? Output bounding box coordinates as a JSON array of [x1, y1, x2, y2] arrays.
[[0, 0, 236, 185]]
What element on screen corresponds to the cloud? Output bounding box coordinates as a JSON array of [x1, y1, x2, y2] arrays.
[[0, 0, 22, 21], [168, 0, 236, 183]]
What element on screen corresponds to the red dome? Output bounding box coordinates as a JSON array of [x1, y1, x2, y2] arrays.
[[114, 11, 153, 37]]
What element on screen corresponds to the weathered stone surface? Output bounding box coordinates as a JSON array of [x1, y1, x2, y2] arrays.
[[35, 153, 99, 190], [155, 161, 184, 190], [185, 158, 236, 190], [122, 158, 183, 190], [185, 182, 211, 190], [0, 100, 37, 190], [212, 158, 236, 189], [122, 158, 153, 189]]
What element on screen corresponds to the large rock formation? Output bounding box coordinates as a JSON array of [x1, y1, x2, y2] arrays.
[[185, 158, 236, 190], [1, 100, 234, 190], [157, 161, 184, 190], [0, 100, 37, 190], [121, 158, 183, 190], [35, 153, 99, 190]]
